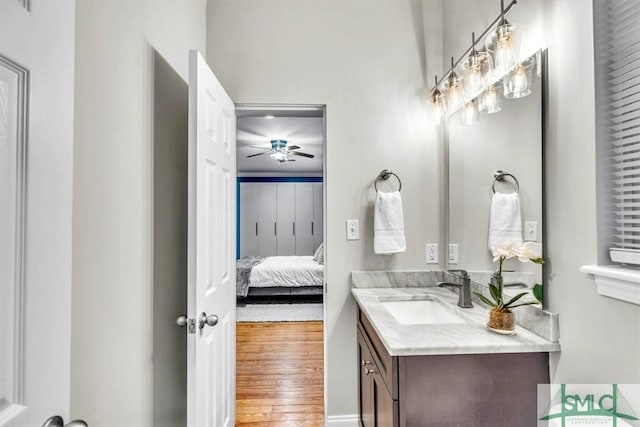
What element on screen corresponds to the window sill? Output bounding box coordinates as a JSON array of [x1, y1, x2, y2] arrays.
[[581, 265, 640, 306]]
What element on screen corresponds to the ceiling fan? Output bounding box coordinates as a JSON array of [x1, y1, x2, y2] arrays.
[[246, 139, 315, 164]]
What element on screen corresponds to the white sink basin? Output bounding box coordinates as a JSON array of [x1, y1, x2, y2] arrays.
[[380, 298, 467, 325]]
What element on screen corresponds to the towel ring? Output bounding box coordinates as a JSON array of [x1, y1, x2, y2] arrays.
[[492, 170, 519, 194], [375, 169, 402, 192]]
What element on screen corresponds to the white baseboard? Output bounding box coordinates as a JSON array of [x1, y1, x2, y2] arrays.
[[325, 414, 359, 427]]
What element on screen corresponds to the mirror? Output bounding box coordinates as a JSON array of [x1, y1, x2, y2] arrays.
[[446, 49, 545, 306]]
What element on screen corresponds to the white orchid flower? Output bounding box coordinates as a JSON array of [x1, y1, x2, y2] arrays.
[[514, 241, 543, 262], [492, 242, 544, 263], [492, 244, 518, 262]]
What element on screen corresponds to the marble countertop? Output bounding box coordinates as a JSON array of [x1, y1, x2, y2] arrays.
[[352, 287, 561, 357]]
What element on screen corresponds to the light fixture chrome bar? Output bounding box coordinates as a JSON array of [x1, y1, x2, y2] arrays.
[[435, 0, 517, 86]]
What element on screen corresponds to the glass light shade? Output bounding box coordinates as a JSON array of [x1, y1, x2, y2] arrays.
[[427, 88, 447, 124], [460, 51, 493, 97], [460, 99, 479, 126], [503, 56, 535, 99], [444, 72, 464, 113], [479, 83, 503, 114], [489, 22, 523, 76], [270, 151, 288, 163]]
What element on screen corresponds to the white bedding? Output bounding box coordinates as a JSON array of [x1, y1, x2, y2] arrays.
[[250, 256, 323, 288]]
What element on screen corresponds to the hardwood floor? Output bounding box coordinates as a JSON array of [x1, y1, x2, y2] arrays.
[[236, 321, 324, 427]]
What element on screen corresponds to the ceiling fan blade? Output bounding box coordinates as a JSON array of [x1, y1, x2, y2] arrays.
[[287, 145, 301, 150], [287, 159, 297, 162], [246, 152, 269, 158], [290, 151, 315, 159], [249, 145, 271, 150]]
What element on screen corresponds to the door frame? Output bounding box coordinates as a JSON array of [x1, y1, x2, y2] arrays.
[[234, 103, 328, 421]]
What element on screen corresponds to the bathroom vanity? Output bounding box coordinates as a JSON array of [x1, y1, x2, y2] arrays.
[[352, 272, 560, 427]]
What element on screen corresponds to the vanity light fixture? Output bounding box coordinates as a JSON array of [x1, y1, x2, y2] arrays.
[[479, 82, 503, 114], [426, 0, 533, 125], [461, 99, 480, 126], [491, 0, 523, 76], [503, 55, 535, 98], [445, 57, 464, 112], [428, 75, 447, 124], [460, 32, 492, 97]]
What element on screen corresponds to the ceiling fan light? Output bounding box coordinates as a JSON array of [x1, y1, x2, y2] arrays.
[[270, 151, 288, 163]]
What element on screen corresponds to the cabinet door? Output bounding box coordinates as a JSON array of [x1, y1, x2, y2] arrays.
[[276, 183, 296, 255], [358, 330, 375, 427], [258, 183, 277, 256], [312, 183, 323, 250], [372, 371, 396, 427], [239, 183, 259, 257], [295, 183, 314, 255]]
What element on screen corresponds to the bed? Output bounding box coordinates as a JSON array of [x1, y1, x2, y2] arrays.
[[236, 255, 324, 298]]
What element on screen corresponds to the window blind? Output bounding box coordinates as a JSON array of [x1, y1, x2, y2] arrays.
[[595, 0, 640, 255]]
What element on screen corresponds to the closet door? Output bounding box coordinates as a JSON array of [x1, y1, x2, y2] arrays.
[[313, 183, 323, 250], [276, 183, 296, 255], [258, 183, 278, 256], [239, 183, 259, 257], [295, 183, 314, 255]]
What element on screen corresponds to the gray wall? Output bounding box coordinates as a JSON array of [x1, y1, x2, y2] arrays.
[[152, 53, 188, 427], [543, 0, 640, 383], [207, 0, 443, 420], [72, 1, 206, 425]]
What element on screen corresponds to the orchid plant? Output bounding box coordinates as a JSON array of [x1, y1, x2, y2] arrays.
[[474, 242, 545, 312]]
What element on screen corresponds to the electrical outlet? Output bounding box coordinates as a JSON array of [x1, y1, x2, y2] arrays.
[[525, 221, 538, 241], [448, 244, 459, 264], [426, 243, 438, 264]]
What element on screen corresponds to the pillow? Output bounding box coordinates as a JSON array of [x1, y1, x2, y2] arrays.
[[313, 243, 324, 265]]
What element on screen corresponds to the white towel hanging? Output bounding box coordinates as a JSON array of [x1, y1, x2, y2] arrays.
[[374, 191, 406, 255], [488, 192, 523, 250]]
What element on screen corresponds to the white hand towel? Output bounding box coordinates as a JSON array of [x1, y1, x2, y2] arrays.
[[374, 191, 406, 255], [488, 192, 523, 250]]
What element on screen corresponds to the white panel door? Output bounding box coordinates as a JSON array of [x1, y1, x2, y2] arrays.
[[313, 183, 324, 250], [276, 183, 296, 255], [187, 50, 235, 427], [239, 183, 259, 257], [295, 183, 314, 255], [0, 2, 74, 426], [258, 183, 277, 256]]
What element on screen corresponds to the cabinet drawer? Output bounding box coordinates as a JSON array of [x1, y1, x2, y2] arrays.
[[358, 308, 398, 400]]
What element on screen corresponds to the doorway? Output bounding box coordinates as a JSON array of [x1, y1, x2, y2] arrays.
[[234, 105, 326, 426]]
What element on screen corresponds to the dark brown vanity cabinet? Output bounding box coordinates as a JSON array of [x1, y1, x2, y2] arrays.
[[358, 328, 396, 427], [357, 308, 550, 427]]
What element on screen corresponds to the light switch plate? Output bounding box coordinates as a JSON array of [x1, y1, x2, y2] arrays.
[[525, 221, 538, 241], [346, 219, 360, 240]]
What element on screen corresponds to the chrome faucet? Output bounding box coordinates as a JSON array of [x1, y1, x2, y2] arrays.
[[437, 269, 473, 308]]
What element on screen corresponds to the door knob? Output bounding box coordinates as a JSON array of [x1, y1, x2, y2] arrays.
[[176, 315, 188, 327], [199, 312, 219, 329], [42, 416, 64, 427], [42, 416, 88, 427], [176, 315, 196, 334]]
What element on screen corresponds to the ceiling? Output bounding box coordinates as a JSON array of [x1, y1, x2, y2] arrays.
[[236, 113, 324, 173]]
